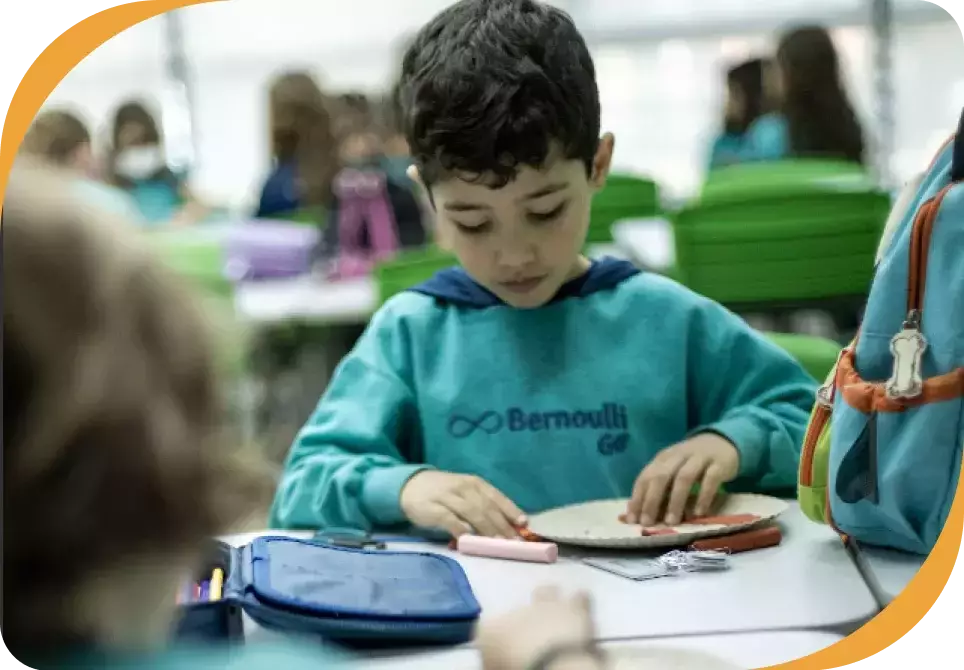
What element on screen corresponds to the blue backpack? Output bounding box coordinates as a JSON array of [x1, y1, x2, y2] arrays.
[[810, 113, 964, 555]]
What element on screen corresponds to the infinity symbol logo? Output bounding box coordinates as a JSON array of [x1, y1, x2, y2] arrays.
[[448, 411, 505, 438]]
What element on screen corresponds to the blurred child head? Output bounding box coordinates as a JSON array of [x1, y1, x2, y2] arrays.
[[2, 160, 271, 659], [268, 71, 339, 207], [724, 58, 767, 136], [772, 25, 865, 164], [333, 92, 382, 165], [109, 101, 167, 184], [22, 109, 96, 176], [399, 0, 613, 309]]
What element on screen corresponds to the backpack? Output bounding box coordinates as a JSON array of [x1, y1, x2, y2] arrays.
[[323, 167, 426, 280], [797, 111, 964, 554]]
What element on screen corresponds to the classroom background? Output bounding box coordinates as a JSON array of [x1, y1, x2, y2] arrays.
[[37, 0, 964, 458]]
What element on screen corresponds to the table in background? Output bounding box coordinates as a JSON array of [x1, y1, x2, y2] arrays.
[[360, 631, 845, 670], [612, 218, 675, 273], [851, 543, 926, 607], [235, 276, 376, 326], [233, 244, 630, 326], [225, 503, 876, 649]]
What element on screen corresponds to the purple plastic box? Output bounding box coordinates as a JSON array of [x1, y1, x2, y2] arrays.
[[223, 221, 320, 282]]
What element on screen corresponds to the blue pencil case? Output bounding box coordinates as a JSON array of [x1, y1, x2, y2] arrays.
[[172, 536, 482, 648]]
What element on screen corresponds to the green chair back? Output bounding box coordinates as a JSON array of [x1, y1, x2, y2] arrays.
[[374, 246, 458, 305], [673, 161, 889, 307], [701, 159, 875, 204], [764, 332, 842, 382], [148, 227, 249, 379], [589, 173, 660, 244]]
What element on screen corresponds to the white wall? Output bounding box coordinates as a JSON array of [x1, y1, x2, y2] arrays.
[[43, 15, 167, 151], [39, 0, 964, 209]]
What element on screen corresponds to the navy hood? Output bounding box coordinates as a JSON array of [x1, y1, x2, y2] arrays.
[[409, 257, 640, 308]]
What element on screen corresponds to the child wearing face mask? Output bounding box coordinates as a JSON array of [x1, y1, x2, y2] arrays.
[[4, 157, 617, 670], [107, 101, 208, 226], [21, 109, 145, 224]]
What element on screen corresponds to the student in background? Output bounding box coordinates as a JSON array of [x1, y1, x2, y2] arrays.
[[708, 58, 768, 169], [270, 0, 816, 538], [742, 25, 865, 164], [107, 101, 207, 226], [255, 71, 340, 221], [3, 159, 608, 670], [21, 109, 144, 224], [298, 88, 426, 269]]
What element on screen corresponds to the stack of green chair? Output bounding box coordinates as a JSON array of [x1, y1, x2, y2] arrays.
[[588, 173, 660, 244], [374, 246, 458, 305], [672, 160, 890, 315], [147, 227, 251, 401], [764, 332, 842, 383]]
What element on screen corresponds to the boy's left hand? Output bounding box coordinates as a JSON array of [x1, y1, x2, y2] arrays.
[[624, 433, 740, 526]]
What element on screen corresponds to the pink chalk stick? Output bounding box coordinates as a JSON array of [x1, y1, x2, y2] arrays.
[[456, 535, 558, 564]]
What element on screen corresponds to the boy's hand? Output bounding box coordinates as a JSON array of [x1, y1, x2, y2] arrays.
[[400, 470, 527, 539], [475, 586, 598, 670], [624, 434, 739, 526]]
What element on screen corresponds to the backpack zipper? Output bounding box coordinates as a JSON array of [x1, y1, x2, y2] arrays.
[[887, 185, 952, 399], [798, 354, 843, 488]]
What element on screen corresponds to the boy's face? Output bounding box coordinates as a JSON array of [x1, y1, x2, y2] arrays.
[[417, 135, 614, 309]]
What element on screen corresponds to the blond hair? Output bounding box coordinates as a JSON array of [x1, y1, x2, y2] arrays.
[[2, 159, 272, 655], [21, 109, 91, 165]]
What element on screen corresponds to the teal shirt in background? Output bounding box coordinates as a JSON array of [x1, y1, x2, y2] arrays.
[[127, 174, 186, 225], [270, 259, 817, 531], [708, 132, 745, 169], [73, 179, 148, 226], [739, 113, 790, 163]]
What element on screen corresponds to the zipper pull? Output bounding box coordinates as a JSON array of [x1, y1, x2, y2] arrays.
[[815, 383, 835, 408], [885, 309, 928, 399], [815, 347, 846, 408]]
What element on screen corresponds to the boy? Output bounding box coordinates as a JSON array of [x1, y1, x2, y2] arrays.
[[270, 0, 817, 537]]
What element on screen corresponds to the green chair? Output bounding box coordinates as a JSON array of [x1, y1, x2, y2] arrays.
[[765, 332, 842, 383], [672, 160, 889, 320], [589, 173, 660, 244], [700, 159, 877, 204], [374, 246, 458, 305], [147, 227, 250, 381]]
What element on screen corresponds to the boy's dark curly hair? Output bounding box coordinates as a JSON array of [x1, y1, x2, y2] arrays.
[[398, 0, 600, 188]]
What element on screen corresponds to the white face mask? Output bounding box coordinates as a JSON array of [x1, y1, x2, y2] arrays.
[[115, 146, 165, 180]]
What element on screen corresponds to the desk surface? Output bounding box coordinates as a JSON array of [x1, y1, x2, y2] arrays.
[[224, 503, 876, 647], [234, 275, 376, 325], [359, 631, 844, 669], [611, 218, 675, 272], [232, 245, 630, 325], [852, 543, 926, 606]]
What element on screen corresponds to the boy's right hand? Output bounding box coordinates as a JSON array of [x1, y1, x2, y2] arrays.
[[400, 470, 527, 539]]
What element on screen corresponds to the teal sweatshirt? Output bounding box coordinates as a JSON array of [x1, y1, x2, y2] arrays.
[[24, 641, 348, 669], [270, 259, 817, 530]]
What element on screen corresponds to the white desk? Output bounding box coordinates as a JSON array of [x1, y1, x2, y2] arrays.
[[851, 543, 926, 606], [225, 503, 876, 647], [233, 245, 628, 326], [234, 276, 376, 326], [360, 631, 845, 669], [611, 218, 675, 272]]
